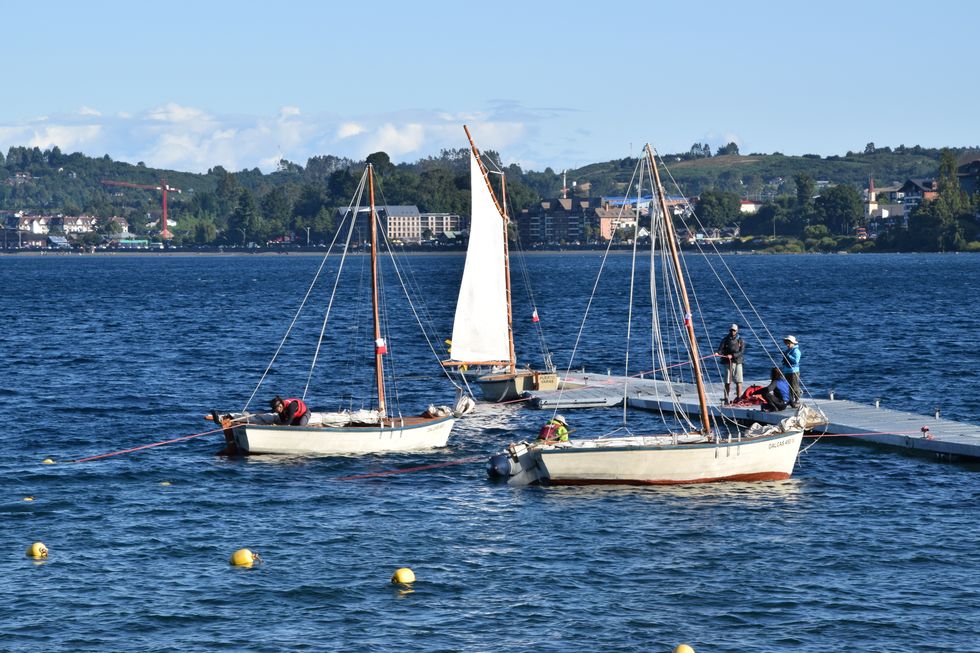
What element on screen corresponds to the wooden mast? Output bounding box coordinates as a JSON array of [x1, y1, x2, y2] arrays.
[[646, 145, 712, 434], [463, 124, 517, 373], [368, 164, 386, 416]]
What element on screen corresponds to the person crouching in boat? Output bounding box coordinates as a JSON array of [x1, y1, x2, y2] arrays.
[[270, 396, 310, 426], [538, 415, 569, 442]]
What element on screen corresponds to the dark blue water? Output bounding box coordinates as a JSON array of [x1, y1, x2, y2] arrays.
[[1, 252, 978, 652]]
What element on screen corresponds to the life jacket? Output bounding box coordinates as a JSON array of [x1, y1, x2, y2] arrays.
[[283, 398, 307, 418], [737, 385, 766, 405]]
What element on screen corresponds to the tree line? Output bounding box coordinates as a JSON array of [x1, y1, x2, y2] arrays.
[[2, 142, 978, 251]]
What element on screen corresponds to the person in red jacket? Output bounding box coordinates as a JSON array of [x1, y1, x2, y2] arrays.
[[270, 395, 310, 426]]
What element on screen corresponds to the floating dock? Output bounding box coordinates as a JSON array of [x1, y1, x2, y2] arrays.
[[528, 372, 980, 461]]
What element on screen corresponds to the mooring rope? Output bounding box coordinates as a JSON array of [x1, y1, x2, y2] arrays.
[[70, 426, 227, 463]]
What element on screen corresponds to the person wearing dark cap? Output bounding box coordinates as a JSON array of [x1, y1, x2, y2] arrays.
[[781, 335, 802, 407], [270, 395, 310, 426], [716, 323, 745, 404], [760, 367, 791, 412]]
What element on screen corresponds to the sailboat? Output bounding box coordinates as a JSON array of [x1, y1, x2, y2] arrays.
[[487, 145, 805, 485], [442, 125, 558, 402], [210, 164, 462, 456]]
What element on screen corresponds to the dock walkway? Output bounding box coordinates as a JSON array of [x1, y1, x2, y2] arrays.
[[527, 372, 980, 461]]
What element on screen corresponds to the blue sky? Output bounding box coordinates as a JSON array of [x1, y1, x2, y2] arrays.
[[2, 0, 976, 173]]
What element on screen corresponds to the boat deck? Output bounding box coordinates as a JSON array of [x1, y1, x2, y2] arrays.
[[527, 372, 980, 461]]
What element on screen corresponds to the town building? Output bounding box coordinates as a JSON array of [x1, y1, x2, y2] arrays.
[[336, 205, 464, 244]]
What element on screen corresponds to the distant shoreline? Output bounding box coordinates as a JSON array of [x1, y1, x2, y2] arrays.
[[1, 248, 974, 259]]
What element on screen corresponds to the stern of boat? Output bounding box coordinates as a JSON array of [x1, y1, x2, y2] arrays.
[[487, 442, 548, 485]]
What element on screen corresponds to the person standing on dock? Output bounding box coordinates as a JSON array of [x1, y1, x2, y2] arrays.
[[717, 323, 745, 404], [781, 336, 802, 407]]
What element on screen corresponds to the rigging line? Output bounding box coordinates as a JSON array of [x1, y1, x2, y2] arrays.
[[502, 181, 553, 367], [551, 159, 644, 419], [657, 154, 794, 393], [244, 179, 361, 412], [374, 180, 447, 359], [377, 226, 403, 420], [304, 170, 367, 399], [71, 426, 226, 463], [650, 192, 685, 431], [374, 201, 466, 394], [622, 158, 645, 425], [653, 186, 697, 432]]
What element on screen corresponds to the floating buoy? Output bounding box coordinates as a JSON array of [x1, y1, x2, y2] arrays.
[[42, 458, 55, 465], [230, 548, 259, 567], [23, 496, 34, 502], [391, 567, 416, 584], [674, 645, 695, 653], [159, 481, 172, 487], [26, 541, 48, 559]]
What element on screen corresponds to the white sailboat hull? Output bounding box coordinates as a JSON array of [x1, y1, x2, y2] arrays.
[[492, 430, 803, 485], [233, 415, 456, 456]]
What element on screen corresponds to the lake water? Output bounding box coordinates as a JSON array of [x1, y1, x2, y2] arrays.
[[1, 252, 977, 652]]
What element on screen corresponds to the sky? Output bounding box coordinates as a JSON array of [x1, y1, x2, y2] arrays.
[[2, 0, 977, 174]]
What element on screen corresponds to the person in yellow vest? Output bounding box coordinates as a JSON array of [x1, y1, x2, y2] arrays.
[[538, 415, 569, 442]]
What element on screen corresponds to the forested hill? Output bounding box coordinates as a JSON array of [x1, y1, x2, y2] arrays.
[[1, 142, 975, 247]]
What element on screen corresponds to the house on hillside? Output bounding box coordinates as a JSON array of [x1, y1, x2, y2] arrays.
[[898, 178, 938, 218], [957, 158, 980, 196], [54, 215, 98, 234]]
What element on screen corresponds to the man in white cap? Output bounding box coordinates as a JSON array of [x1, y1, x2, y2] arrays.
[[716, 323, 745, 404], [781, 335, 802, 407]]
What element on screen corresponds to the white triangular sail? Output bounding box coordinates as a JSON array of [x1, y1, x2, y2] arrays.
[[450, 150, 510, 363]]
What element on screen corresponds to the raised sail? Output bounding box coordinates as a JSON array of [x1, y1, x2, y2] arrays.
[[449, 149, 511, 364]]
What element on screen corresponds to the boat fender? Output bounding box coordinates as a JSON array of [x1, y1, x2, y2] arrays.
[[423, 405, 454, 418], [453, 395, 476, 417], [487, 453, 515, 479]]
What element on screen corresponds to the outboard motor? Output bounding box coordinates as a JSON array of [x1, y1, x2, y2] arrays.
[[487, 453, 514, 479]]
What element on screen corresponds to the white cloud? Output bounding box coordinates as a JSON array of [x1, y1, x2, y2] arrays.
[[78, 106, 102, 117], [0, 104, 549, 172], [337, 122, 366, 139], [29, 125, 102, 151], [364, 123, 425, 156], [147, 102, 212, 124]]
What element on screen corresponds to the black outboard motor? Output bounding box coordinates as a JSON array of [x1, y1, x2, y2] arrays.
[[487, 453, 513, 479]]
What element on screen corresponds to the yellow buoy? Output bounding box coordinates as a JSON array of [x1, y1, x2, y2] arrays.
[[23, 496, 34, 502], [26, 541, 48, 559], [230, 548, 259, 567], [674, 645, 695, 653], [42, 458, 55, 465], [391, 567, 416, 584], [159, 481, 172, 487]]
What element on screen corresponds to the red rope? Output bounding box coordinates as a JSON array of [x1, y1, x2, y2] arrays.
[[335, 456, 482, 480], [71, 426, 226, 463], [805, 429, 929, 438]]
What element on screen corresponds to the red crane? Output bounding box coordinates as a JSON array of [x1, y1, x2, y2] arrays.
[[101, 178, 182, 239]]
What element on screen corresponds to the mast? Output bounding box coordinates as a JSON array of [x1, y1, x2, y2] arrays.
[[368, 165, 386, 416], [646, 146, 712, 434], [463, 124, 517, 373]]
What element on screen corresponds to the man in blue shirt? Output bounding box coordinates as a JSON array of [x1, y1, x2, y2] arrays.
[[781, 335, 802, 407]]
